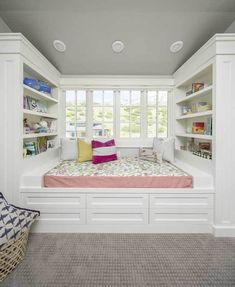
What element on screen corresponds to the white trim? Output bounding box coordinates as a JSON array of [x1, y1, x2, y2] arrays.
[[213, 225, 235, 237], [64, 87, 172, 144], [31, 222, 213, 234], [60, 75, 174, 89]]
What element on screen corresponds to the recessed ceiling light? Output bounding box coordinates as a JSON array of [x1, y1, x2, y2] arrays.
[[53, 40, 66, 52], [112, 40, 125, 53], [170, 41, 184, 53]]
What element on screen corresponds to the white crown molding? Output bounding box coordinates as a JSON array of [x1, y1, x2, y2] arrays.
[[60, 75, 174, 89], [0, 33, 60, 80]]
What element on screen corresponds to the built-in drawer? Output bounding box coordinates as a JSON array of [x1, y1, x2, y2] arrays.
[[87, 208, 148, 225], [21, 192, 86, 213], [87, 194, 148, 209], [150, 194, 213, 209], [150, 207, 213, 224], [38, 210, 86, 224]]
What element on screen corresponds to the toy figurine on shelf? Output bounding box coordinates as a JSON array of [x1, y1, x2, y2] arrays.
[[33, 120, 48, 133], [23, 118, 33, 134]]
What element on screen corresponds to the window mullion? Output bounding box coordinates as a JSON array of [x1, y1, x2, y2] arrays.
[[87, 89, 93, 140], [75, 90, 78, 138], [114, 89, 119, 139], [141, 89, 147, 139], [156, 90, 159, 137]]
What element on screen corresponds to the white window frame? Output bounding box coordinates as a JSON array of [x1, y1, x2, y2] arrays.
[[61, 80, 173, 147]]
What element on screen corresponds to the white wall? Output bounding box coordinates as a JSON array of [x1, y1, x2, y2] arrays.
[[0, 17, 11, 32], [225, 20, 235, 33]]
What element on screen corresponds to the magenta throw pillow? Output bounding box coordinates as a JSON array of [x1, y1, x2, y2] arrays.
[[92, 139, 117, 164]]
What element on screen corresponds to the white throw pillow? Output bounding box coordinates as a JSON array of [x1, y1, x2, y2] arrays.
[[60, 138, 77, 160], [153, 137, 175, 163]]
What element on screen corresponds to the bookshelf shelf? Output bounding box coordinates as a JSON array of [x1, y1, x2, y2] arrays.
[[23, 133, 58, 139], [23, 63, 59, 159], [176, 110, 212, 120], [174, 63, 213, 164], [23, 109, 58, 119], [175, 133, 212, 140], [23, 84, 58, 103], [176, 85, 212, 104], [175, 149, 212, 161], [24, 146, 60, 160]]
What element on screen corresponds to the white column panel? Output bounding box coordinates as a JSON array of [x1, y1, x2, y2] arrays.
[[214, 55, 235, 231], [0, 55, 22, 203]]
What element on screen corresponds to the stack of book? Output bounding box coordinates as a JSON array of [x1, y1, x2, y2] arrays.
[[23, 96, 47, 113], [24, 137, 48, 158], [191, 102, 211, 113]]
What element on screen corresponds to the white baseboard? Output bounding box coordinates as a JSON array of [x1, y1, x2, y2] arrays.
[[31, 220, 213, 234], [213, 225, 235, 237]]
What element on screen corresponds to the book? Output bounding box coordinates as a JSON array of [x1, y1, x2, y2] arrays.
[[192, 122, 205, 134], [38, 137, 47, 153], [206, 117, 212, 135]]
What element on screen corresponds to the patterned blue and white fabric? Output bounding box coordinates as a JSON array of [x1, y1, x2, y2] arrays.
[[0, 193, 40, 250]]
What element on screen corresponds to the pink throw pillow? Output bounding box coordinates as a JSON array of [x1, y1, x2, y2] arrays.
[[92, 139, 117, 164]]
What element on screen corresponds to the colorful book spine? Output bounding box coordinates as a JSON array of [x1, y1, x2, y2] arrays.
[[206, 117, 212, 135]]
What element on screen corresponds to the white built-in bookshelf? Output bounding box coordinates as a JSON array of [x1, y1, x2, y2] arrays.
[[174, 64, 213, 161], [23, 64, 59, 159]]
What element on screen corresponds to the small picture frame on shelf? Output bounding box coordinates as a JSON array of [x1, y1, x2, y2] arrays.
[[199, 142, 211, 151], [28, 97, 38, 111], [186, 90, 193, 96], [192, 82, 204, 93], [37, 102, 47, 113], [47, 140, 56, 149]]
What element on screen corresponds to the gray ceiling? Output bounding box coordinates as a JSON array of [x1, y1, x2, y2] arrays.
[[0, 0, 235, 75]]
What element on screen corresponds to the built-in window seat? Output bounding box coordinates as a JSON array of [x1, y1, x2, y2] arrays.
[[20, 158, 214, 234]]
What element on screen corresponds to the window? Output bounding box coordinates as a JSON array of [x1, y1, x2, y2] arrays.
[[147, 90, 168, 138], [65, 90, 87, 138], [158, 91, 168, 137], [65, 88, 169, 142], [120, 90, 141, 138], [93, 90, 114, 138]]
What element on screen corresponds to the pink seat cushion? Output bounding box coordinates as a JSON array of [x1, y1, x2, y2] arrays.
[[92, 139, 117, 164]]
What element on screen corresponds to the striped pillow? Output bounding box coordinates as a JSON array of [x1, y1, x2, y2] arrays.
[[92, 139, 117, 164]]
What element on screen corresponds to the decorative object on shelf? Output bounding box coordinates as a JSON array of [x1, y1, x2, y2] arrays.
[[192, 82, 204, 93], [47, 139, 56, 149], [44, 118, 57, 132], [33, 121, 48, 134], [191, 102, 209, 113], [23, 118, 34, 134], [186, 90, 193, 96], [38, 82, 52, 94], [196, 103, 211, 112], [181, 105, 191, 115], [192, 122, 205, 134], [28, 97, 38, 111], [193, 150, 212, 160], [23, 77, 40, 90], [186, 138, 196, 152], [23, 77, 52, 95], [24, 96, 48, 113], [199, 142, 211, 151]]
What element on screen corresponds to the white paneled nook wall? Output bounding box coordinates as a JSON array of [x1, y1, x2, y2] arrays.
[[0, 33, 60, 204], [174, 34, 235, 236], [1, 33, 235, 236]]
